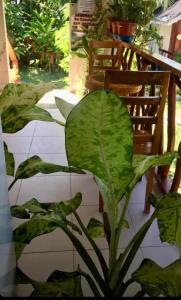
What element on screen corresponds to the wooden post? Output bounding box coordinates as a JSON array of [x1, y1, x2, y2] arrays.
[[0, 0, 10, 91]]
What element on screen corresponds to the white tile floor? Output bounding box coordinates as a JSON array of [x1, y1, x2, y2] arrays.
[[4, 108, 180, 297]]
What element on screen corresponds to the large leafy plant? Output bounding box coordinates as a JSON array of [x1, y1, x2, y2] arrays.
[[1, 88, 181, 297]]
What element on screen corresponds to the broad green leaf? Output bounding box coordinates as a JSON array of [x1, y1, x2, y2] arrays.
[[31, 277, 83, 297], [14, 242, 27, 261], [11, 198, 47, 218], [87, 218, 105, 238], [16, 267, 83, 297], [66, 90, 134, 206], [14, 155, 85, 181], [3, 142, 15, 176], [2, 105, 55, 133], [0, 82, 60, 114], [55, 192, 82, 216], [133, 152, 177, 180], [11, 193, 82, 220], [132, 258, 181, 297], [55, 96, 75, 120], [13, 217, 62, 260], [155, 192, 181, 248]]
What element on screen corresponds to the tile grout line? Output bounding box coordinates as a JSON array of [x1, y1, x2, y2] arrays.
[[15, 122, 37, 205]]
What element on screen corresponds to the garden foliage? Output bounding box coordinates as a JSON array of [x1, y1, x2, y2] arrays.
[[0, 85, 181, 297]]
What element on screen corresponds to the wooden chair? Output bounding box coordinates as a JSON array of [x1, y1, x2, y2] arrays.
[[85, 40, 141, 96], [102, 70, 170, 213]]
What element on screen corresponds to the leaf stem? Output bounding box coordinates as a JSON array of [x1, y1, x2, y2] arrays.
[[8, 178, 17, 191], [73, 210, 109, 283]]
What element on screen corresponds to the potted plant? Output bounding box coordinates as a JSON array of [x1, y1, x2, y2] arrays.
[[107, 0, 157, 43], [1, 85, 181, 297]]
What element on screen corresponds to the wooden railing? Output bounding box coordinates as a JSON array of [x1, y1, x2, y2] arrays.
[[119, 41, 181, 190]]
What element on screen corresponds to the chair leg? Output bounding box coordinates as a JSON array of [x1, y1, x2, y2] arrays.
[[144, 168, 155, 214], [99, 193, 104, 213]]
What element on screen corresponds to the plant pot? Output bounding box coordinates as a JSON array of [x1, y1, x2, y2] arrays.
[[111, 21, 137, 43]]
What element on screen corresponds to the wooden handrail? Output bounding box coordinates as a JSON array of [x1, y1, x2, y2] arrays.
[[117, 41, 181, 182]]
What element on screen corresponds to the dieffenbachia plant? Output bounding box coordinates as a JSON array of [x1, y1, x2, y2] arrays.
[[1, 83, 84, 183], [7, 90, 181, 297]]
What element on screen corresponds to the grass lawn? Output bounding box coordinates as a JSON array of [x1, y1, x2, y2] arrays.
[[20, 67, 68, 86]]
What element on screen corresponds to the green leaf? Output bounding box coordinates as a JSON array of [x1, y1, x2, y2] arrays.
[[66, 90, 134, 207], [87, 218, 105, 238], [155, 192, 181, 248], [55, 96, 75, 120], [31, 276, 83, 297], [132, 258, 181, 297], [3, 142, 15, 176], [11, 193, 82, 219], [133, 152, 177, 180], [14, 155, 85, 180], [14, 242, 27, 261], [11, 198, 47, 218], [0, 82, 60, 114], [55, 192, 82, 216], [2, 105, 55, 133], [12, 194, 82, 259]]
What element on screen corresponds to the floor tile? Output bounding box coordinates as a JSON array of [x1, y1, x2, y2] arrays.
[[17, 176, 71, 204], [3, 137, 32, 154], [13, 154, 28, 173], [24, 228, 73, 253], [34, 121, 65, 137], [71, 175, 99, 205], [141, 245, 180, 267], [17, 251, 74, 296], [128, 203, 170, 247], [46, 108, 66, 122], [129, 176, 146, 204], [29, 137, 65, 154], [3, 121, 36, 137]]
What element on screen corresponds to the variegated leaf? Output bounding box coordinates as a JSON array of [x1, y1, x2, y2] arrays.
[[87, 218, 105, 238], [55, 96, 75, 120], [3, 142, 15, 176], [0, 82, 60, 113], [14, 155, 85, 180], [66, 90, 134, 207], [155, 192, 181, 249], [11, 193, 82, 219], [2, 105, 56, 133], [133, 152, 177, 180], [132, 258, 181, 297], [31, 274, 83, 297]]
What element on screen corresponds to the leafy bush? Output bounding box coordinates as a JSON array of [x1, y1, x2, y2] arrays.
[[5, 0, 69, 70]]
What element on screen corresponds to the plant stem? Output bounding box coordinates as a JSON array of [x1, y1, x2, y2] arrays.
[[73, 210, 109, 284], [78, 269, 102, 297], [8, 178, 17, 191], [60, 223, 108, 296], [109, 210, 157, 289]]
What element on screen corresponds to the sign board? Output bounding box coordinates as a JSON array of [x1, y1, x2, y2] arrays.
[[70, 14, 98, 50], [77, 0, 95, 15]]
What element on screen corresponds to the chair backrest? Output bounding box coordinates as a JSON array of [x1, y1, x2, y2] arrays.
[[104, 70, 170, 155], [88, 40, 123, 75]]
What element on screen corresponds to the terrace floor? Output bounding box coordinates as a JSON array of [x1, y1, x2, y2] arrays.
[[4, 90, 180, 297]]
